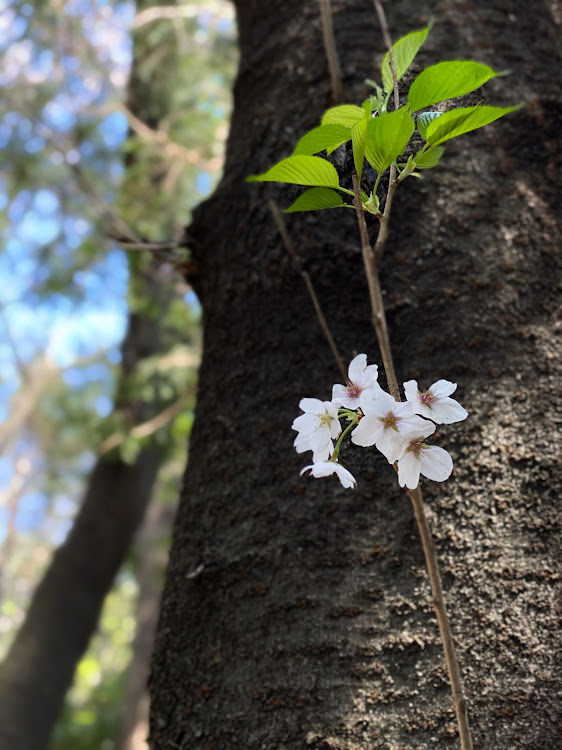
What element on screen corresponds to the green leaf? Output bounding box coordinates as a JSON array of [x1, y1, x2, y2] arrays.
[[293, 124, 351, 156], [408, 61, 499, 113], [425, 104, 522, 146], [365, 107, 415, 173], [350, 101, 371, 178], [351, 115, 367, 178], [382, 23, 432, 93], [414, 145, 444, 168], [247, 155, 341, 188], [417, 111, 442, 140], [321, 104, 365, 127], [284, 187, 346, 213]]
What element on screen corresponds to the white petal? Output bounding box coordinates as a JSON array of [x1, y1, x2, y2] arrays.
[[403, 379, 419, 404], [351, 416, 380, 447], [428, 397, 468, 424], [398, 414, 436, 439], [294, 433, 313, 452], [334, 463, 356, 489], [420, 445, 453, 482], [360, 388, 393, 416], [292, 413, 317, 432], [308, 427, 332, 453], [429, 379, 457, 398], [313, 441, 333, 462], [376, 428, 409, 464], [397, 451, 422, 489], [301, 461, 356, 489], [347, 353, 367, 383], [331, 384, 347, 405], [298, 397, 324, 414], [362, 363, 379, 383]]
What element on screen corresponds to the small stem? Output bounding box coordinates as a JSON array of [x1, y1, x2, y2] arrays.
[[372, 0, 400, 110], [318, 0, 344, 103], [269, 200, 347, 382], [373, 175, 398, 262], [407, 485, 473, 750], [331, 419, 356, 461], [351, 176, 400, 401]]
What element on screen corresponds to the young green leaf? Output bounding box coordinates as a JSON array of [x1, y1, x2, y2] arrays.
[[247, 155, 341, 188], [293, 124, 351, 156], [351, 115, 367, 178], [321, 104, 365, 127], [414, 145, 444, 168], [350, 102, 371, 178], [417, 111, 442, 140], [284, 187, 346, 213], [381, 23, 432, 94], [365, 107, 415, 174], [408, 61, 499, 113], [424, 104, 522, 146]]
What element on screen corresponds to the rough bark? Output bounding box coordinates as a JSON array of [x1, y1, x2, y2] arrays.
[[150, 1, 560, 748]]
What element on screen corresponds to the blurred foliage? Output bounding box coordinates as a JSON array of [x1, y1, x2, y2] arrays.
[[50, 574, 137, 750], [0, 0, 237, 747]]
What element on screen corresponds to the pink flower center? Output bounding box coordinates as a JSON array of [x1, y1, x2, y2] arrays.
[[345, 382, 362, 400], [381, 411, 399, 431], [420, 390, 436, 408], [406, 437, 426, 458]]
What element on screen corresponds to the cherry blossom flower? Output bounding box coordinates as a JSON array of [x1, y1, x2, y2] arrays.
[[292, 398, 341, 462], [301, 460, 356, 489], [403, 379, 468, 424], [397, 437, 453, 489], [332, 353, 382, 409], [351, 390, 435, 463]]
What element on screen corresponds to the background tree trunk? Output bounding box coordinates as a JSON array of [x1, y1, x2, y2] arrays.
[[0, 296, 166, 750], [149, 1, 560, 748]]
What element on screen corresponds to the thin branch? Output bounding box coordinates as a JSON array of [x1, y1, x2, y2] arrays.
[[111, 238, 186, 252], [119, 104, 222, 172], [351, 176, 400, 400], [97, 391, 192, 456], [372, 0, 399, 110], [358, 6, 474, 742], [269, 200, 347, 382], [318, 0, 344, 103], [407, 485, 473, 750], [132, 3, 232, 30], [372, 0, 400, 263]]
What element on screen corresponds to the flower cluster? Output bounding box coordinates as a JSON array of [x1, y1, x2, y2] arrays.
[[292, 354, 468, 490]]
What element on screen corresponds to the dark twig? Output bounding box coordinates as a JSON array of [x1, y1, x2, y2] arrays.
[[368, 4, 474, 748], [318, 0, 344, 103], [351, 176, 400, 401], [269, 200, 347, 382]]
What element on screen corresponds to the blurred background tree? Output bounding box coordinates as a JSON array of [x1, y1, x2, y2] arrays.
[[0, 1, 237, 748]]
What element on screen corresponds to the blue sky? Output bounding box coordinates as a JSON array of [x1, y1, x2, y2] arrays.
[[0, 0, 235, 546]]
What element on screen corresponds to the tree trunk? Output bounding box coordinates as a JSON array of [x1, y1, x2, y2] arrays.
[[0, 295, 168, 750], [149, 1, 560, 748], [119, 498, 173, 750]]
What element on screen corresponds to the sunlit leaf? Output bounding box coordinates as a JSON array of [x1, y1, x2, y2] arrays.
[[321, 104, 365, 127], [425, 104, 522, 146], [284, 187, 346, 213], [414, 145, 444, 168], [382, 23, 432, 93], [247, 155, 340, 188], [417, 111, 442, 140], [293, 124, 351, 155], [408, 61, 499, 113], [365, 107, 415, 173]]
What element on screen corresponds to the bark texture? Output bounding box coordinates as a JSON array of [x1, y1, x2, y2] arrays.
[[150, 1, 561, 748]]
